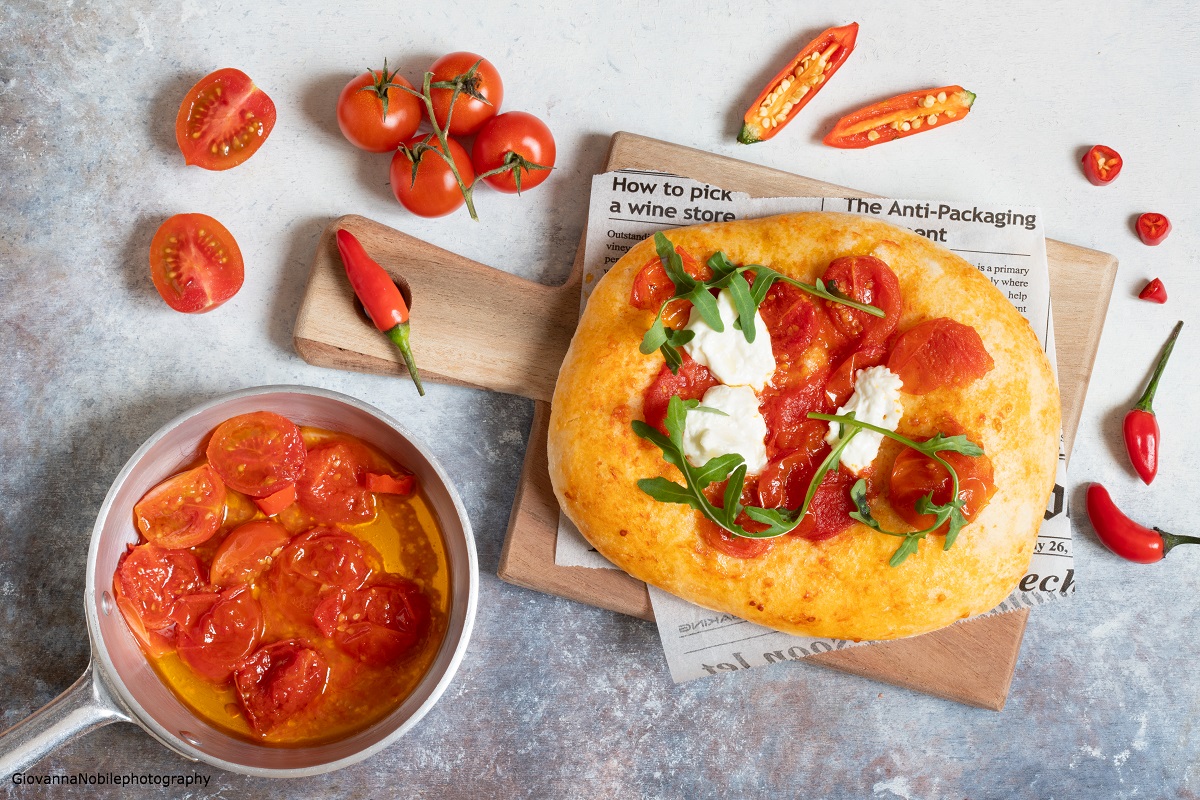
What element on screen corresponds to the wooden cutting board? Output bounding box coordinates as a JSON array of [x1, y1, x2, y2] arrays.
[[295, 132, 1117, 710]]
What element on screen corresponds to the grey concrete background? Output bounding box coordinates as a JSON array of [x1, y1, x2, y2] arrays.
[[1, 1, 1197, 797]]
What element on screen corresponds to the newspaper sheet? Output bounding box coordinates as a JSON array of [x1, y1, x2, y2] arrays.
[[555, 170, 1072, 682]]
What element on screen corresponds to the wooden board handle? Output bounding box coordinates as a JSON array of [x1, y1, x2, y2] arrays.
[[294, 215, 581, 402]]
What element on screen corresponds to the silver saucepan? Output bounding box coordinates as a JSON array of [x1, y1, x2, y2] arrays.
[[0, 385, 478, 778]]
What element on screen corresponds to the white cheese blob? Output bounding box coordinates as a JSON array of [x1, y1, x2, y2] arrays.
[[682, 289, 776, 390], [682, 384, 769, 476], [825, 365, 905, 475]]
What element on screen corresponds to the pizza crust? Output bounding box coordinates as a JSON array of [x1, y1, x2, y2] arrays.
[[548, 212, 1060, 641]]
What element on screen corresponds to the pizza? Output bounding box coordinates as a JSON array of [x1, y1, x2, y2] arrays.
[[547, 212, 1059, 642]]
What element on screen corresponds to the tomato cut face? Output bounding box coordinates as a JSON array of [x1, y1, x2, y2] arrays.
[[788, 468, 857, 541], [641, 352, 720, 435], [235, 640, 329, 734], [114, 544, 207, 655], [824, 86, 975, 149], [738, 23, 859, 144], [313, 575, 430, 666], [825, 345, 888, 408], [821, 256, 902, 348], [134, 464, 226, 549], [890, 442, 997, 533], [296, 442, 377, 524], [175, 68, 276, 170], [172, 585, 265, 683], [265, 528, 377, 627], [149, 214, 244, 314], [210, 520, 292, 587], [887, 317, 994, 395], [206, 411, 307, 498]]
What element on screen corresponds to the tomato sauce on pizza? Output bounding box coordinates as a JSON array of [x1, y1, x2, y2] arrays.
[[630, 247, 997, 558]]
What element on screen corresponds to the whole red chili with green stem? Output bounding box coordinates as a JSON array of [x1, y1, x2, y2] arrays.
[[1086, 484, 1200, 563], [336, 229, 424, 396], [1124, 320, 1183, 483]]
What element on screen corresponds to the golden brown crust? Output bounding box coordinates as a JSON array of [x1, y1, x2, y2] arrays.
[[548, 212, 1059, 641]]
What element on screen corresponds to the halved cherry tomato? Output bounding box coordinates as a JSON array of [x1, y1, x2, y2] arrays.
[[630, 247, 710, 328], [471, 111, 556, 193], [789, 468, 857, 541], [699, 521, 773, 558], [390, 134, 475, 218], [149, 214, 244, 314], [825, 345, 888, 408], [824, 86, 975, 149], [235, 640, 329, 733], [134, 464, 226, 549], [336, 65, 422, 153], [205, 411, 307, 498], [366, 472, 415, 495], [821, 256, 902, 347], [313, 575, 430, 666], [297, 443, 377, 524], [1136, 213, 1171, 246], [759, 377, 831, 457], [887, 317, 994, 395], [757, 448, 825, 510], [642, 352, 720, 434], [738, 23, 859, 144], [1082, 144, 1122, 185], [210, 520, 292, 586], [175, 68, 276, 170], [172, 585, 265, 683], [428, 52, 504, 136], [758, 282, 825, 365], [254, 483, 297, 517], [890, 443, 996, 534], [264, 527, 377, 627], [113, 544, 207, 655]]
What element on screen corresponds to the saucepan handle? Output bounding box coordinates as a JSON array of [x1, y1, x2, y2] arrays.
[[0, 662, 129, 780]]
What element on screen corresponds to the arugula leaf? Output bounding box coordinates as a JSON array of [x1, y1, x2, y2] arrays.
[[848, 479, 881, 531], [742, 505, 801, 537], [685, 283, 723, 331], [654, 232, 694, 291], [727, 272, 757, 343], [706, 251, 741, 282], [692, 405, 729, 417], [722, 464, 748, 526], [640, 314, 669, 355], [694, 453, 745, 490], [918, 433, 985, 458], [889, 536, 922, 567], [637, 477, 704, 510]]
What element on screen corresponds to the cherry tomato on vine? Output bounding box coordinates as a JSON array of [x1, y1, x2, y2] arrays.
[[336, 63, 423, 153], [428, 52, 503, 136], [389, 134, 475, 217], [471, 111, 556, 193], [175, 68, 276, 171], [149, 214, 244, 313]]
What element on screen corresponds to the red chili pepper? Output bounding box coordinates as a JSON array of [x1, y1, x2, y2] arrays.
[[1138, 278, 1168, 304], [1081, 144, 1122, 185], [1123, 320, 1182, 484], [336, 229, 425, 396], [1086, 484, 1198, 563], [1136, 213, 1171, 245]]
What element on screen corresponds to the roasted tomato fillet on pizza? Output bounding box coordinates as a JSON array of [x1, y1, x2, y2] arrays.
[[548, 213, 1059, 641]]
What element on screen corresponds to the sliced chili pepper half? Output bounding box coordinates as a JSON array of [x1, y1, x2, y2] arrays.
[[824, 86, 975, 149], [1136, 213, 1171, 246], [738, 22, 859, 144], [1082, 144, 1121, 185], [1138, 278, 1168, 304]]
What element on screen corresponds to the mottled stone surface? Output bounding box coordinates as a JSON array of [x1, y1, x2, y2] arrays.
[[2, 1, 1199, 797]]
